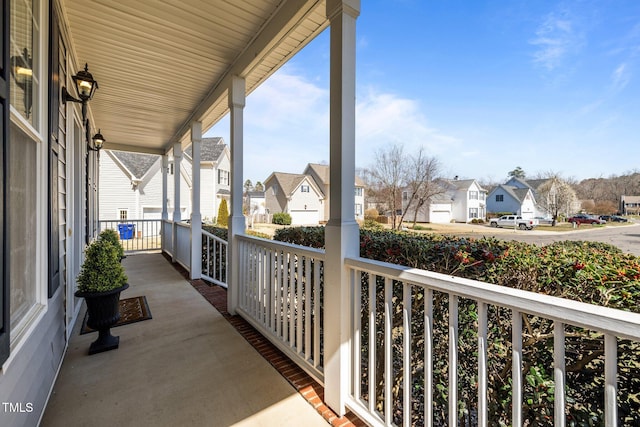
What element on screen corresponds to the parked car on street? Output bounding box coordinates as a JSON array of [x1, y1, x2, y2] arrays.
[[609, 215, 629, 223], [567, 214, 606, 225], [533, 216, 553, 225]]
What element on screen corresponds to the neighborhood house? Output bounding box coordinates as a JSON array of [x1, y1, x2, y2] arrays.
[[264, 163, 365, 225]]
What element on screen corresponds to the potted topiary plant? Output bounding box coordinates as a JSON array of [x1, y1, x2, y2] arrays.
[[75, 234, 129, 355], [98, 228, 125, 261]]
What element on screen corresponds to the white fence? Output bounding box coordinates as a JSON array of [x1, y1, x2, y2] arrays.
[[175, 222, 191, 271], [162, 220, 173, 256], [236, 235, 325, 384], [344, 256, 640, 427], [99, 219, 162, 252], [202, 230, 228, 287]]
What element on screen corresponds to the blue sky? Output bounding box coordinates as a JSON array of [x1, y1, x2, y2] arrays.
[[206, 0, 640, 185]]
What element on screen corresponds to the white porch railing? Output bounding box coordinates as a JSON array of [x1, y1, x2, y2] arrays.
[[343, 256, 640, 427], [202, 229, 228, 287], [99, 219, 162, 253], [162, 219, 173, 257], [175, 221, 191, 271], [236, 235, 325, 384], [159, 227, 640, 426]]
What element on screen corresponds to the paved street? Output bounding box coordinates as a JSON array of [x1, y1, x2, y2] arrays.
[[429, 222, 640, 256]]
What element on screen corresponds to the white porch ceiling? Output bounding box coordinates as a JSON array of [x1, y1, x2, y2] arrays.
[[60, 0, 328, 155]]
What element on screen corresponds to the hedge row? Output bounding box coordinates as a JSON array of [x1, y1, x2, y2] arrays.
[[274, 227, 640, 425]]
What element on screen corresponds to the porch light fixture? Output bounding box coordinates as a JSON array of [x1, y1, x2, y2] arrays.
[[61, 63, 98, 120], [89, 129, 105, 152], [10, 48, 33, 118]]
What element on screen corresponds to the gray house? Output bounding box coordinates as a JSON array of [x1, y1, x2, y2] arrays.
[[486, 184, 537, 218]]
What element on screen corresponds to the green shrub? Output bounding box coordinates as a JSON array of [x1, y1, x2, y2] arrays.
[[77, 238, 128, 293], [274, 226, 324, 248], [272, 212, 292, 225], [246, 230, 271, 239], [362, 219, 383, 230], [98, 228, 124, 260]]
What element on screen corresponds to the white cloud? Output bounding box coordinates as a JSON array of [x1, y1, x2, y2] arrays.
[[209, 69, 461, 182], [355, 88, 459, 168], [611, 63, 631, 92], [530, 10, 581, 71]]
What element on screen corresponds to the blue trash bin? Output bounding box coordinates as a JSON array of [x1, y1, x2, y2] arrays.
[[118, 223, 135, 240]]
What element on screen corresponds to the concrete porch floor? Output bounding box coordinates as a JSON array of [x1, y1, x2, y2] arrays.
[[41, 253, 329, 427]]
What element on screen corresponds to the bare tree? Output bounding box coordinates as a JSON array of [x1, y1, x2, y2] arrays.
[[366, 144, 407, 229], [397, 148, 443, 227], [536, 174, 579, 225]]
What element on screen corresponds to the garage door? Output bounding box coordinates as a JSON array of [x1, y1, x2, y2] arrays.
[[290, 210, 319, 225], [429, 210, 451, 224]]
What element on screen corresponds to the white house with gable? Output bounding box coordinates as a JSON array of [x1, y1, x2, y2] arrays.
[[264, 172, 325, 225], [99, 137, 230, 224]]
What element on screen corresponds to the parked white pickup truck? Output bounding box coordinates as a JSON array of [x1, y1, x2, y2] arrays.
[[489, 215, 539, 230]]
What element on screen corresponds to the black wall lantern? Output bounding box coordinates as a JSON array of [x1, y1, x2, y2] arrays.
[[89, 129, 105, 152], [10, 48, 33, 118], [62, 63, 98, 121]]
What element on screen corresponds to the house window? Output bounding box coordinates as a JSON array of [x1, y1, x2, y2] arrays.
[[218, 170, 229, 185], [9, 124, 39, 344], [10, 0, 41, 127], [355, 187, 363, 197], [119, 209, 128, 221], [301, 185, 310, 193], [469, 208, 479, 218], [469, 191, 478, 200], [272, 186, 278, 196], [496, 194, 504, 202], [402, 191, 408, 201], [355, 204, 363, 215]]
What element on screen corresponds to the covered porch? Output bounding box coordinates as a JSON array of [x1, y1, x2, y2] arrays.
[[42, 252, 331, 426]]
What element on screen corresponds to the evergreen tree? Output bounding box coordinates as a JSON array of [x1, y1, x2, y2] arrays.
[[217, 198, 229, 227]]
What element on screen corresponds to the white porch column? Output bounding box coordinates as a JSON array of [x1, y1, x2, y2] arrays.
[[161, 154, 168, 252], [172, 143, 182, 263], [190, 122, 203, 279], [227, 75, 246, 315], [324, 0, 360, 416]]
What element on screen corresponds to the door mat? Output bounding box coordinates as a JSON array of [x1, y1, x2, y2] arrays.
[[80, 296, 152, 335]]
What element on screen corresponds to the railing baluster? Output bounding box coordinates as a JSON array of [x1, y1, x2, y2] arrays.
[[296, 254, 303, 354], [352, 269, 361, 400], [284, 251, 291, 346], [276, 250, 282, 339], [512, 309, 523, 427], [403, 283, 411, 427], [425, 288, 433, 427], [605, 334, 617, 427], [313, 258, 321, 369], [554, 320, 565, 427], [268, 248, 274, 331], [257, 246, 262, 321], [478, 302, 488, 427], [449, 295, 459, 427], [384, 277, 392, 426], [305, 256, 311, 360], [368, 272, 376, 414]]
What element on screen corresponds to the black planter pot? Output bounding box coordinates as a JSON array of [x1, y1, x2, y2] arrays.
[[75, 283, 129, 355]]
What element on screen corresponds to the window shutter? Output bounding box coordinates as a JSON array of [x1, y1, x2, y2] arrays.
[[0, 0, 11, 364]]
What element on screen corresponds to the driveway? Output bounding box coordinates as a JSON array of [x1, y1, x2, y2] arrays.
[[418, 222, 640, 256]]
